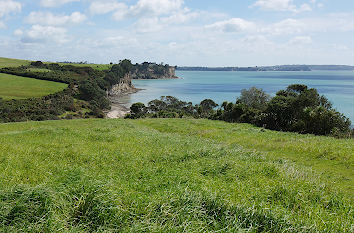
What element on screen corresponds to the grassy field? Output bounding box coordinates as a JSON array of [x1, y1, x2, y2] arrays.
[[0, 73, 68, 100], [0, 57, 30, 68], [0, 57, 112, 70], [0, 118, 352, 232]]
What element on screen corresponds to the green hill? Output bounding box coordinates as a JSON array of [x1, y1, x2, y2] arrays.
[[0, 57, 30, 68], [0, 118, 352, 232], [0, 57, 111, 70], [0, 73, 68, 100]]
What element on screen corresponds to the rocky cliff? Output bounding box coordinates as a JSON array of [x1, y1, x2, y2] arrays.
[[108, 73, 137, 96], [131, 63, 178, 79]]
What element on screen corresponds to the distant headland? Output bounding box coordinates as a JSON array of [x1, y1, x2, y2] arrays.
[[177, 65, 354, 72]]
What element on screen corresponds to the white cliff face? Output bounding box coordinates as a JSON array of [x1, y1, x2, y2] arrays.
[[167, 67, 177, 79], [108, 73, 135, 96], [131, 66, 178, 79]]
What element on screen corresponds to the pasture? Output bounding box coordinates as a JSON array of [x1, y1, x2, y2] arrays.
[[0, 73, 68, 100], [0, 118, 352, 232]]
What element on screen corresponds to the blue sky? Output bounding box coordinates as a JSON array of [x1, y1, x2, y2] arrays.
[[0, 0, 353, 66]]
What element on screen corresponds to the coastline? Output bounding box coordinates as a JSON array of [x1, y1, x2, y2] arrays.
[[105, 75, 179, 119], [105, 88, 143, 119]]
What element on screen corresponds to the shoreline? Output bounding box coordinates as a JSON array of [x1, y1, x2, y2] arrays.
[[105, 75, 179, 119], [105, 88, 143, 119]]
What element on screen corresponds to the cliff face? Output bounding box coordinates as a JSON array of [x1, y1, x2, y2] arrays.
[[131, 63, 178, 79], [108, 73, 136, 96]]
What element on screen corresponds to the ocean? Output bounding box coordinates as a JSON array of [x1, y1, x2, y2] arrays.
[[124, 70, 354, 122]]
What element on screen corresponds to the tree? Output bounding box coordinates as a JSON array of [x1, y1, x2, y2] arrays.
[[237, 87, 270, 111], [198, 99, 218, 117], [261, 84, 351, 135], [30, 61, 45, 68], [129, 103, 147, 119], [148, 99, 167, 112], [120, 59, 133, 74]]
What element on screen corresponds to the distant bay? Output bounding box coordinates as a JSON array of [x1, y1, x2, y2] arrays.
[[125, 70, 354, 123]]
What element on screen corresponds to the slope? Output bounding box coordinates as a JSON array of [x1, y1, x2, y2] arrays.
[[0, 73, 68, 100], [0, 118, 352, 232]]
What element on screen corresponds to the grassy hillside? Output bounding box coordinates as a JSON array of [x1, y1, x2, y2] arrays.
[[0, 57, 111, 70], [0, 73, 68, 100], [0, 57, 30, 68], [0, 118, 352, 232]]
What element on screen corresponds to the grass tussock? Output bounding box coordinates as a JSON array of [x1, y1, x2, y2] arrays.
[[0, 118, 353, 232]]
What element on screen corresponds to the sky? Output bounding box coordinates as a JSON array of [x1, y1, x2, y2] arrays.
[[0, 0, 354, 66]]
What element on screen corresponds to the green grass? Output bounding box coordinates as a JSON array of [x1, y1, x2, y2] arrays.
[[0, 73, 68, 100], [0, 57, 112, 71], [0, 118, 352, 232], [0, 57, 30, 68]]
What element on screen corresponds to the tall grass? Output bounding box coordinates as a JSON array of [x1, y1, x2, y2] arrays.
[[0, 118, 352, 232]]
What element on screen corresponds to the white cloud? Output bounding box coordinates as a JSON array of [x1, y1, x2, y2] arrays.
[[70, 12, 86, 23], [264, 18, 306, 35], [0, 0, 21, 17], [26, 11, 86, 26], [205, 18, 256, 33], [134, 17, 163, 33], [317, 3, 324, 8], [111, 0, 186, 21], [112, 8, 129, 21], [309, 0, 324, 8], [288, 36, 312, 45], [0, 0, 22, 28], [21, 25, 68, 44], [161, 9, 199, 24], [109, 0, 199, 33], [0, 0, 21, 27], [264, 14, 354, 36], [89, 1, 127, 15], [299, 3, 312, 12], [132, 8, 199, 32], [130, 0, 184, 17], [13, 28, 23, 36], [40, 0, 80, 8], [252, 0, 311, 13]]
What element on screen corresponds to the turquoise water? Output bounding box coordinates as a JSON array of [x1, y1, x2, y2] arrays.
[[128, 71, 354, 122]]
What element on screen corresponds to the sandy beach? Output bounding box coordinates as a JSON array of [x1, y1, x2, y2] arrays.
[[105, 88, 142, 119]]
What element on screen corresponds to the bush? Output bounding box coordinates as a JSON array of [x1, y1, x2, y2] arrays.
[[237, 87, 270, 111], [261, 84, 351, 136], [129, 84, 352, 137]]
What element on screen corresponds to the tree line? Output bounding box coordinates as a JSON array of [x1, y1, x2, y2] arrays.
[[0, 60, 132, 122], [127, 85, 353, 137]]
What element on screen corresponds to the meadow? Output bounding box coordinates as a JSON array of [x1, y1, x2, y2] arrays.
[[0, 73, 68, 100], [0, 57, 30, 68], [0, 118, 352, 232], [0, 57, 111, 70]]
